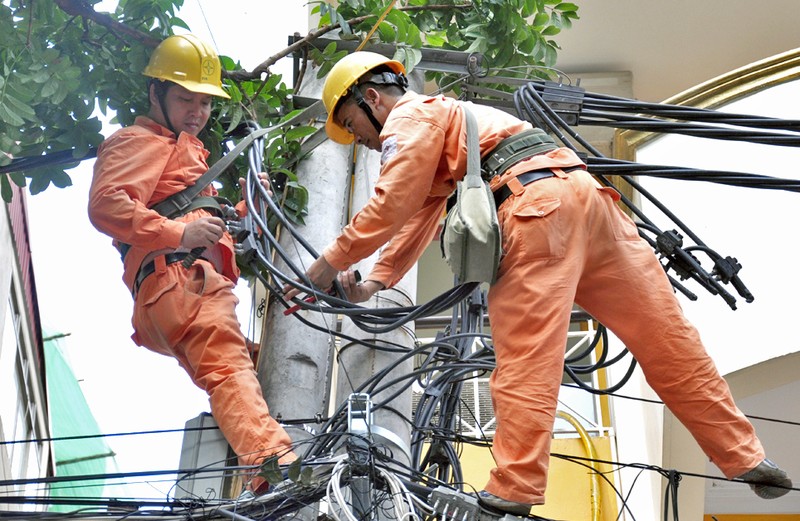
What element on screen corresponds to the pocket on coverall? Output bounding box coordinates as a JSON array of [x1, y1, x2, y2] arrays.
[[503, 192, 564, 262], [596, 186, 640, 242], [132, 262, 228, 351]]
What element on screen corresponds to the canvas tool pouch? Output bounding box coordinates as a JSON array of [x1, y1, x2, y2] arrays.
[[441, 105, 502, 284]]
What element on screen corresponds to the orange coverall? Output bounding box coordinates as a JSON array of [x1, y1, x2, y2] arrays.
[[88, 116, 296, 481], [322, 92, 765, 505]]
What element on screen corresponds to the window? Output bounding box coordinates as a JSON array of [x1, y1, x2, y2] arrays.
[[0, 285, 48, 507]]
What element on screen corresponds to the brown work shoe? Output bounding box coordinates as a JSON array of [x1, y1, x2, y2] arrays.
[[476, 490, 532, 516], [736, 459, 792, 499]]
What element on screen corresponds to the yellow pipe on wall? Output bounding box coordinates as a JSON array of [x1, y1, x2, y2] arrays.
[[556, 410, 602, 521]]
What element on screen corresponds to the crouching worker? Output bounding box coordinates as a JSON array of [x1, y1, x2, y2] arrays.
[[88, 34, 296, 493], [283, 51, 792, 514]]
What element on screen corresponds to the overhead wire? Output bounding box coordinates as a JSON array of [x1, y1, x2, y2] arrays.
[[9, 62, 800, 521]]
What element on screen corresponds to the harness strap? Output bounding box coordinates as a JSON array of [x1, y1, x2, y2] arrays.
[[132, 252, 191, 296], [149, 129, 268, 219], [116, 195, 234, 261], [115, 102, 328, 264], [481, 128, 558, 179], [149, 100, 325, 220]]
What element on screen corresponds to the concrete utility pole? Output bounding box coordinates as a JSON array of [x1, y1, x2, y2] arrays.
[[334, 87, 422, 469], [258, 67, 423, 471], [256, 70, 351, 450]]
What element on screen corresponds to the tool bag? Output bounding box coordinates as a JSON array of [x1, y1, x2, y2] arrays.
[[441, 105, 502, 284]]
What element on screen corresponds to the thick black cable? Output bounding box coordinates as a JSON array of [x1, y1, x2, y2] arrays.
[[514, 82, 750, 309]]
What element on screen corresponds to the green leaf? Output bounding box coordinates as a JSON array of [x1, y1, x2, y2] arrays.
[[337, 11, 351, 34], [10, 171, 25, 187], [385, 9, 408, 41], [28, 171, 51, 195], [284, 125, 316, 141], [171, 16, 190, 30], [395, 46, 422, 73], [555, 2, 579, 13], [286, 458, 302, 482], [257, 456, 285, 485], [550, 11, 563, 30], [1, 175, 12, 203], [40, 79, 60, 98], [316, 60, 334, 79], [541, 25, 561, 36], [261, 72, 282, 93], [273, 167, 298, 183], [322, 41, 337, 57], [225, 104, 244, 133], [464, 36, 487, 54], [377, 21, 397, 42], [0, 133, 21, 154], [532, 12, 549, 27], [424, 31, 446, 48], [6, 79, 37, 103], [49, 169, 73, 189], [0, 103, 24, 126], [543, 42, 557, 66], [219, 55, 237, 71]]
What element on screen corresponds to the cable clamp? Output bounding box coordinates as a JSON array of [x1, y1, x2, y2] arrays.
[[540, 80, 585, 126], [429, 487, 480, 521]]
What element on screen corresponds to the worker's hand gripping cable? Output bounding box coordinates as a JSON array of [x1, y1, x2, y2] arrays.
[[283, 270, 361, 315], [181, 204, 241, 269]]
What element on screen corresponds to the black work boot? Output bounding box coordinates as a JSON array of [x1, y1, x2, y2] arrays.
[[736, 459, 792, 499]]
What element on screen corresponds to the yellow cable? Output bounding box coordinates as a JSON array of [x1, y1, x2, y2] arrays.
[[556, 410, 602, 521], [355, 0, 397, 51]]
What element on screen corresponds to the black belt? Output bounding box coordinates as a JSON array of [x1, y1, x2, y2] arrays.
[[133, 252, 191, 296], [493, 166, 582, 208]]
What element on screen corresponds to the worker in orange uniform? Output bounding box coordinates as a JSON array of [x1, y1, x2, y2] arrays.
[[283, 51, 792, 514], [88, 34, 296, 493]]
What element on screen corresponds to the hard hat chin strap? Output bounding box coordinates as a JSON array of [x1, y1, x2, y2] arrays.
[[151, 80, 179, 136], [346, 72, 408, 138], [351, 87, 384, 136]]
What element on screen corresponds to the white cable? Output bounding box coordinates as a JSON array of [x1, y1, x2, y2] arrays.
[[326, 459, 359, 521], [377, 466, 421, 521]]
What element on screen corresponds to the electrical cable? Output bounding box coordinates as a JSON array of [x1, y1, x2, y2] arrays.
[[13, 70, 800, 520]]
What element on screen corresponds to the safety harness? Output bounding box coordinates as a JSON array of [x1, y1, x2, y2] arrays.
[[116, 125, 271, 262], [480, 127, 584, 208], [481, 128, 558, 180]]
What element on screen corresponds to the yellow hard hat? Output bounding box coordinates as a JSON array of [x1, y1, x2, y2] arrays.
[[322, 51, 405, 144], [143, 34, 230, 99]]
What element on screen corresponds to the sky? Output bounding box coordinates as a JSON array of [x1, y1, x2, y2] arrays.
[[637, 80, 800, 374], [26, 1, 308, 500]]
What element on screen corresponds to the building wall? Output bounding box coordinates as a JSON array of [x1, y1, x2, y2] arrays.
[[459, 437, 620, 519], [0, 186, 53, 510], [619, 53, 800, 517]]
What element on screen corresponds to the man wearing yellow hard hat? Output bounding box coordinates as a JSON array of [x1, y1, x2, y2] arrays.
[[89, 34, 297, 494], [285, 50, 792, 513]]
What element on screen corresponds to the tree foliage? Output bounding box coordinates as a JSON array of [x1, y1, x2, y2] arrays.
[[0, 0, 579, 206]]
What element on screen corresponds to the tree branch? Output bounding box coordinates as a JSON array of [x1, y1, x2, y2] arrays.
[[53, 0, 161, 48], [224, 3, 472, 82], [51, 0, 471, 81]]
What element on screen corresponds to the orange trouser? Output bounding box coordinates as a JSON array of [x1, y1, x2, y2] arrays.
[[484, 169, 764, 505], [131, 258, 296, 480]]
